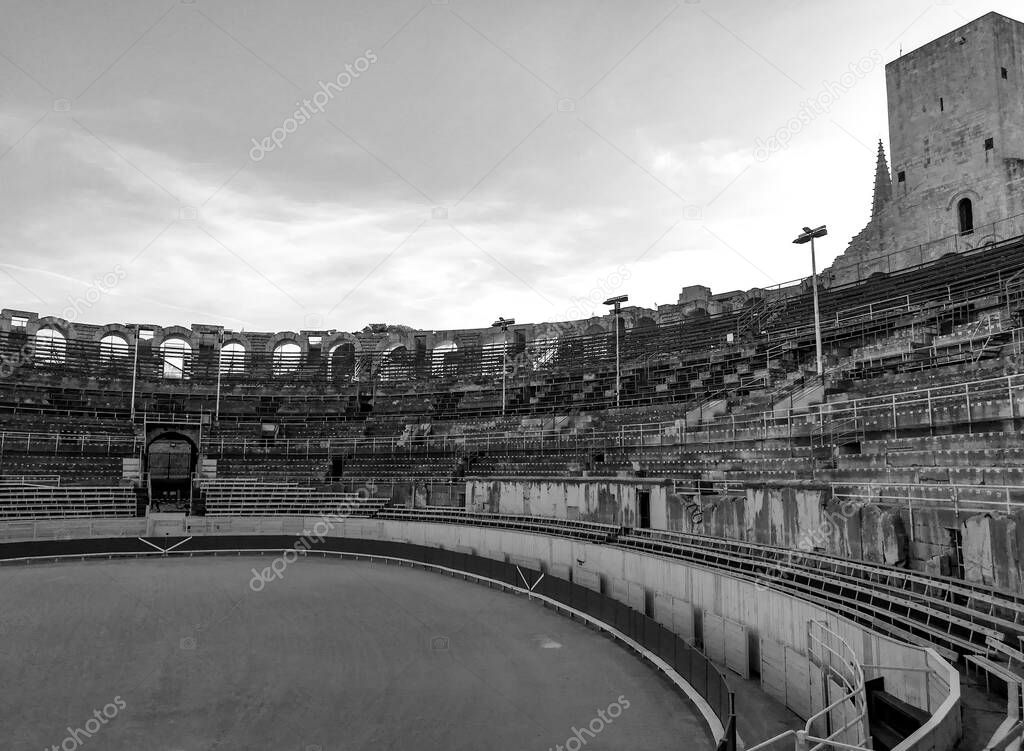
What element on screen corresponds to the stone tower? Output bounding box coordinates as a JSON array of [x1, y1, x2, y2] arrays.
[[831, 12, 1024, 281]]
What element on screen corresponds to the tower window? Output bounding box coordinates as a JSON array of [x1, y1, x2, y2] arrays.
[[1002, 67, 1009, 79], [897, 171, 906, 183], [940, 97, 944, 111], [985, 137, 994, 150], [958, 198, 974, 235]]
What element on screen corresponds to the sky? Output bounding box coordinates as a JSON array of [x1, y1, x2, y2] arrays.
[[0, 0, 1021, 334]]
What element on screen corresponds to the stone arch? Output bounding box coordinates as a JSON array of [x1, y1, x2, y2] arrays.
[[378, 342, 413, 381], [264, 331, 307, 355], [98, 332, 131, 362], [957, 197, 975, 235], [32, 316, 70, 339], [220, 340, 248, 375], [272, 340, 302, 376], [431, 340, 458, 377], [323, 333, 362, 381], [151, 325, 196, 351], [160, 337, 192, 380], [947, 189, 982, 236], [94, 323, 134, 345], [33, 325, 67, 365], [328, 341, 357, 382]]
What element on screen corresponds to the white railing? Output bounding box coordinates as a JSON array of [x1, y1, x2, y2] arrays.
[[196, 369, 1024, 458]]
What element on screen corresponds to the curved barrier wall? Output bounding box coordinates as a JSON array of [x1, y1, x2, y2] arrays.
[[0, 527, 736, 751], [0, 516, 961, 751]]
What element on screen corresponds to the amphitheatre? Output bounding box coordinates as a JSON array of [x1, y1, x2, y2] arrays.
[[4, 8, 1024, 751]]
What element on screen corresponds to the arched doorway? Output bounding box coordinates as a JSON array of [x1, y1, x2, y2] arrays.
[[146, 432, 198, 511]]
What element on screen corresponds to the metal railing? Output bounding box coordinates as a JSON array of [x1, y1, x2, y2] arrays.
[[194, 369, 1024, 460]]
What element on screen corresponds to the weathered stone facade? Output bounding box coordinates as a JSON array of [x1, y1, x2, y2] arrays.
[[832, 11, 1024, 283]]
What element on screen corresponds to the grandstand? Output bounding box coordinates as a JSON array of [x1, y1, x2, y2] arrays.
[[4, 9, 1024, 751], [4, 194, 1024, 749]]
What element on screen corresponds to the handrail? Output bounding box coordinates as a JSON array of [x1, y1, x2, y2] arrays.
[[196, 368, 1024, 457]]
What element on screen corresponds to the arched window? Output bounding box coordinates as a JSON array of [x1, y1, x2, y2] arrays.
[[431, 342, 458, 377], [160, 338, 191, 380], [99, 334, 129, 362], [378, 345, 411, 381], [220, 341, 246, 374], [328, 342, 355, 382], [272, 342, 301, 376], [34, 328, 66, 365], [958, 198, 974, 235], [523, 337, 559, 371]]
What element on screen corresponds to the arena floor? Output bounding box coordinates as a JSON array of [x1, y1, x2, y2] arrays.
[[0, 556, 713, 750]]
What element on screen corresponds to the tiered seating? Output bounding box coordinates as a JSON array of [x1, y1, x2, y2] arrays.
[[200, 478, 387, 516], [377, 507, 619, 542], [338, 455, 456, 478], [1, 456, 126, 485], [211, 456, 328, 482], [617, 528, 1024, 659], [0, 484, 135, 519]]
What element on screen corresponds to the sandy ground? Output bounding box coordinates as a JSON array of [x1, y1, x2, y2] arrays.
[[0, 556, 714, 751]]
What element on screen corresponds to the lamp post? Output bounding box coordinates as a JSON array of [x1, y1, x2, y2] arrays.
[[129, 324, 140, 421], [603, 295, 628, 407], [491, 316, 515, 415], [793, 225, 827, 378]]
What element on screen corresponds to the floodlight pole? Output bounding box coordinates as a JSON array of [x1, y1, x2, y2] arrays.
[[492, 317, 514, 415], [603, 295, 629, 407], [130, 325, 139, 421], [793, 225, 827, 378]]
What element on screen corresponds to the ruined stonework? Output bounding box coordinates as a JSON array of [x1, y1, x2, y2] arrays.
[[832, 11, 1024, 283]]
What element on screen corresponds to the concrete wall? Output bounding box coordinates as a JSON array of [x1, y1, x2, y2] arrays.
[[366, 520, 957, 739], [0, 515, 964, 750], [465, 477, 671, 527], [464, 478, 1024, 593]]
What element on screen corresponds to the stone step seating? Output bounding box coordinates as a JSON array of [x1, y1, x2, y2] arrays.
[[619, 528, 1023, 660], [200, 479, 386, 516], [831, 482, 1024, 512], [0, 413, 136, 436], [861, 432, 1022, 454], [839, 359, 1010, 397], [0, 457, 126, 485], [465, 457, 582, 477], [770, 235, 1024, 340], [628, 457, 813, 481], [377, 506, 618, 543], [0, 432, 139, 455], [831, 459, 1024, 483], [340, 455, 455, 478], [212, 457, 327, 482], [843, 449, 1024, 470], [859, 400, 1012, 432], [0, 484, 135, 519], [972, 636, 1024, 701]]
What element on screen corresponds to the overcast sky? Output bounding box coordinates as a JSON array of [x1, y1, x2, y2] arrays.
[[1, 0, 1020, 333]]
